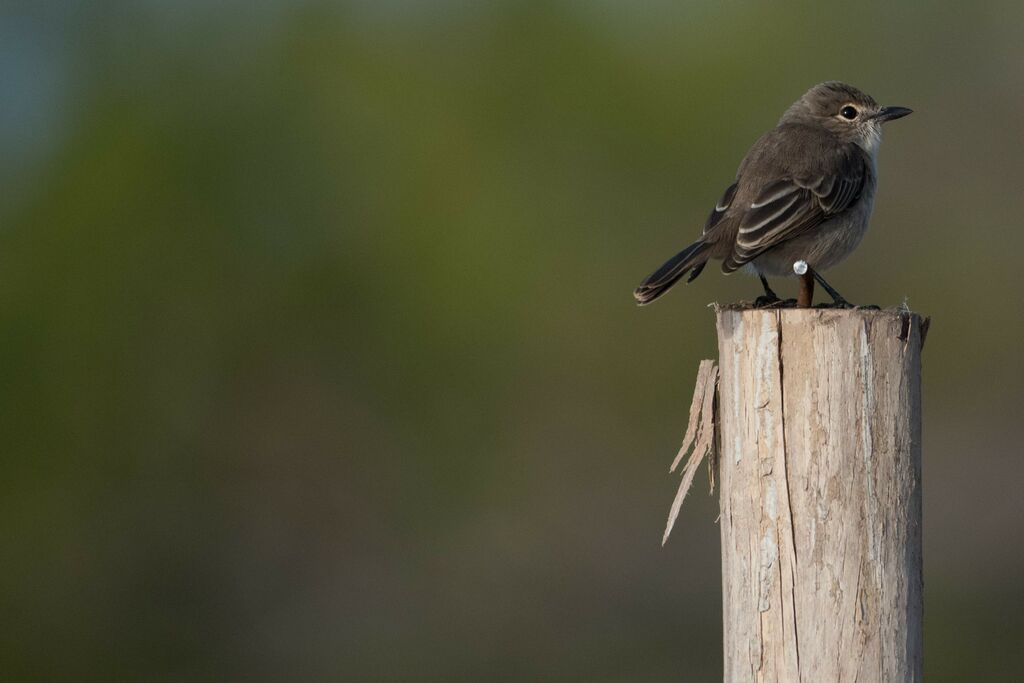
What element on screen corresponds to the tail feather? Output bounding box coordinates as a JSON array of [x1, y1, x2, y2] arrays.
[[633, 240, 710, 305]]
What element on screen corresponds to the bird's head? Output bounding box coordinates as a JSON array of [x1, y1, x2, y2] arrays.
[[782, 81, 912, 154]]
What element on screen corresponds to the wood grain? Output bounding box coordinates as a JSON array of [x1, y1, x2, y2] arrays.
[[716, 307, 924, 682]]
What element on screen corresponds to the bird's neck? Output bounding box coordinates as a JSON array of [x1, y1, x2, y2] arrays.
[[856, 126, 882, 162]]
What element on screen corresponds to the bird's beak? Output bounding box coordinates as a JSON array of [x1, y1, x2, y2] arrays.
[[874, 106, 913, 123]]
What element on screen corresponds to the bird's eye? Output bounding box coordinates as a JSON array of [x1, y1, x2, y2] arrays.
[[840, 105, 858, 120]]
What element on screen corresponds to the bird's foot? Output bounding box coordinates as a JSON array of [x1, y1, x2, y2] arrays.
[[814, 299, 856, 310], [755, 295, 797, 309], [813, 298, 882, 311]]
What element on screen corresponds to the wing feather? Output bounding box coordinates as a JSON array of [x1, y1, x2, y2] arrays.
[[703, 182, 738, 234], [723, 152, 867, 272]]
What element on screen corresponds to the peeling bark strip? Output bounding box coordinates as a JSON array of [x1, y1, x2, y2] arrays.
[[716, 308, 924, 682]]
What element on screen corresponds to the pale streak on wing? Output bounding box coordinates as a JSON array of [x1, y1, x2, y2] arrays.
[[749, 180, 800, 209], [738, 191, 801, 234], [704, 182, 738, 234], [723, 153, 867, 272]]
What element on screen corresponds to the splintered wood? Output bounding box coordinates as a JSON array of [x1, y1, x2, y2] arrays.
[[663, 359, 719, 545]]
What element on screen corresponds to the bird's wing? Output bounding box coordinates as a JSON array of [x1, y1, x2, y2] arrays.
[[722, 153, 868, 273], [703, 182, 738, 234], [676, 181, 738, 284]]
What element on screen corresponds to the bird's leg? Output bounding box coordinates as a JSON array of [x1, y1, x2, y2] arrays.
[[754, 274, 779, 305], [753, 275, 781, 308], [754, 274, 796, 308], [811, 269, 852, 308]]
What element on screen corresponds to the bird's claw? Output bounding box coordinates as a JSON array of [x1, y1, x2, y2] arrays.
[[755, 296, 797, 309], [815, 300, 853, 310]]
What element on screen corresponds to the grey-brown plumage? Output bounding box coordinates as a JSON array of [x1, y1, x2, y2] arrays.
[[634, 82, 911, 306]]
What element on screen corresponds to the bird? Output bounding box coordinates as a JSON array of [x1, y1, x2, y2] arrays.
[[633, 81, 911, 308]]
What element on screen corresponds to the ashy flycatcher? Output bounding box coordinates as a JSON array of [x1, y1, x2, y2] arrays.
[[633, 81, 911, 307]]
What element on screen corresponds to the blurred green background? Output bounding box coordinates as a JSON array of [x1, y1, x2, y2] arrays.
[[2, 1, 1022, 680]]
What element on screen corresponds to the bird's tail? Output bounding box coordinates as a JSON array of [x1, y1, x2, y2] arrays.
[[633, 239, 711, 305]]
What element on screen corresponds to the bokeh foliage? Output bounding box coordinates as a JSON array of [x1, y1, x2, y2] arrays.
[[1, 1, 1022, 679]]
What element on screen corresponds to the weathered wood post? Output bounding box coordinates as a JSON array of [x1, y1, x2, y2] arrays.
[[715, 307, 925, 681]]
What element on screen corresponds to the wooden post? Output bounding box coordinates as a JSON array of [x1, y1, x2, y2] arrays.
[[715, 307, 924, 682]]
